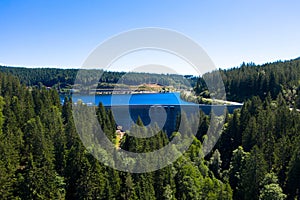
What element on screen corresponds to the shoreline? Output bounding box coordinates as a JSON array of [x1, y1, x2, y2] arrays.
[[60, 90, 181, 95]]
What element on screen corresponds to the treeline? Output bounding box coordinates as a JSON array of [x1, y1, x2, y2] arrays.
[[216, 94, 300, 200], [181, 91, 300, 199], [194, 58, 300, 106], [3, 57, 300, 105], [1, 58, 300, 199], [0, 72, 231, 199], [0, 66, 192, 90], [1, 70, 300, 199]]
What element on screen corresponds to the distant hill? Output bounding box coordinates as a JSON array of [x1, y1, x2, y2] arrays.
[[195, 58, 300, 106], [0, 66, 193, 91], [2, 57, 300, 106]]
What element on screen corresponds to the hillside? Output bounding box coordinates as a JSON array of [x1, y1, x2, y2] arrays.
[[1, 59, 300, 199], [194, 58, 300, 107], [0, 66, 193, 93], [3, 57, 300, 106]]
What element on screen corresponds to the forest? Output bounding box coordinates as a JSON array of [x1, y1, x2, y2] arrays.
[[195, 58, 300, 107], [0, 58, 300, 199], [0, 66, 192, 92]]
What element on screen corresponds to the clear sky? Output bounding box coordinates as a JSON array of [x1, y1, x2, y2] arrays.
[[0, 0, 300, 74]]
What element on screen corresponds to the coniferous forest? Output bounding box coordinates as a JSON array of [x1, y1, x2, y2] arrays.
[[1, 58, 300, 199]]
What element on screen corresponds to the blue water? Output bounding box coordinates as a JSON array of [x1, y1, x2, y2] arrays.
[[61, 92, 196, 106], [61, 92, 242, 134]]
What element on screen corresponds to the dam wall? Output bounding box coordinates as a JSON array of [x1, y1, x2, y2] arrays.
[[106, 104, 242, 135]]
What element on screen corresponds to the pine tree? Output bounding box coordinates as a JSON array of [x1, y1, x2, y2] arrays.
[[285, 145, 300, 199], [242, 116, 258, 151], [17, 117, 65, 199], [259, 173, 286, 200], [44, 106, 66, 175], [0, 96, 17, 199], [209, 149, 222, 179], [240, 146, 268, 200], [120, 173, 138, 200], [133, 173, 156, 200], [174, 159, 203, 200], [162, 184, 176, 200], [228, 146, 249, 200]]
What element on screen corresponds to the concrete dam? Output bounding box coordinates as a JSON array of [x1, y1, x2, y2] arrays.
[[106, 104, 242, 135]]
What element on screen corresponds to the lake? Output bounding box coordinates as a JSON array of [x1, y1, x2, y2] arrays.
[[61, 92, 196, 106], [61, 92, 242, 134]]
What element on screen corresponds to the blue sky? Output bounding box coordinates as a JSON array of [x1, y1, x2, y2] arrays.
[[0, 0, 299, 74]]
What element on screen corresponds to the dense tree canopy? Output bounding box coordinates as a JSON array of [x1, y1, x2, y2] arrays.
[[0, 66, 192, 91], [1, 57, 300, 199], [194, 58, 300, 106], [0, 72, 231, 199]]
